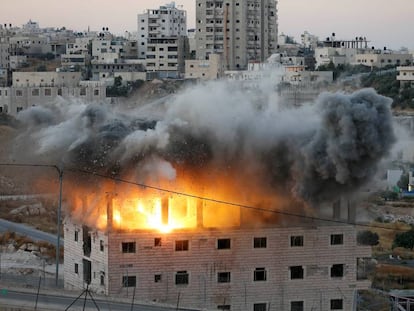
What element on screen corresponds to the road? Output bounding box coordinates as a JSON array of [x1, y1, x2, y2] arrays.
[[0, 288, 198, 311], [0, 218, 63, 247]]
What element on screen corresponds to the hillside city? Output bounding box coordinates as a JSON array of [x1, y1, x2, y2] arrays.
[[0, 1, 414, 311]]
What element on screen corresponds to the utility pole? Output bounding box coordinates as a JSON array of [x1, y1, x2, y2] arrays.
[[55, 166, 63, 287]]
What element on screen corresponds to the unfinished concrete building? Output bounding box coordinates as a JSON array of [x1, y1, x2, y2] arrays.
[[64, 195, 371, 311]]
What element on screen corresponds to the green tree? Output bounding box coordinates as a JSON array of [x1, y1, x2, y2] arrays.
[[357, 231, 379, 246], [393, 229, 414, 250]]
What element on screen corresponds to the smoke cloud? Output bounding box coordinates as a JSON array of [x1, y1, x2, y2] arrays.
[[11, 82, 395, 208]]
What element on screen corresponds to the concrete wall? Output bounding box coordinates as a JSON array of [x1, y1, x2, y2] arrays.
[[64, 219, 371, 311]]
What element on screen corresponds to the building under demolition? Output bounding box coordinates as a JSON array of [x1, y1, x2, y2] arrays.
[[63, 194, 371, 311]]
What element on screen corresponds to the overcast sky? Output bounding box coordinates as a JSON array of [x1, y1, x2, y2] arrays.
[[1, 0, 413, 50]]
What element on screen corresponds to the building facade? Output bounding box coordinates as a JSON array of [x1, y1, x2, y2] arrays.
[[195, 0, 278, 70], [64, 200, 371, 311]]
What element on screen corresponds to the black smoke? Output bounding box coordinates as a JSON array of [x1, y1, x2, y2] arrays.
[[11, 82, 395, 206]]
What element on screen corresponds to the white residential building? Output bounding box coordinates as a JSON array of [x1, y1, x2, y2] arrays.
[[64, 198, 371, 311], [185, 53, 225, 80], [137, 2, 187, 59], [0, 71, 106, 115], [195, 0, 278, 70], [397, 66, 414, 87], [353, 51, 412, 69]]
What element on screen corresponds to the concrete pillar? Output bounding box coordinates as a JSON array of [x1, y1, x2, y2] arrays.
[[333, 200, 341, 220], [197, 200, 204, 228], [162, 197, 169, 226]]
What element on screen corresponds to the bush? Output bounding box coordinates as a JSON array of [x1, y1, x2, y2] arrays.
[[393, 230, 414, 250], [357, 231, 379, 246]]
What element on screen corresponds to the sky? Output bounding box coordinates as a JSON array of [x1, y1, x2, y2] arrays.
[[0, 0, 413, 50]]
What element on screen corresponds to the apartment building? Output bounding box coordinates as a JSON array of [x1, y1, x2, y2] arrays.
[[397, 66, 414, 87], [138, 2, 188, 78], [353, 51, 412, 68], [64, 197, 371, 311], [185, 53, 225, 80], [0, 71, 106, 115], [195, 0, 278, 70]]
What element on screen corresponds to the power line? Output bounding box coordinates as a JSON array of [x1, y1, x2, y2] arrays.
[[0, 162, 410, 232], [66, 167, 409, 233]]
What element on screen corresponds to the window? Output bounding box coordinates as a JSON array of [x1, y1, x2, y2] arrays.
[[15, 89, 23, 97], [122, 242, 136, 253], [100, 240, 104, 252], [290, 266, 304, 279], [253, 303, 267, 311], [254, 268, 267, 281], [218, 272, 231, 283], [217, 305, 231, 310], [217, 238, 231, 249], [175, 240, 189, 251], [290, 236, 303, 247], [74, 231, 78, 241], [330, 299, 343, 310], [80, 87, 86, 96], [175, 271, 189, 285], [100, 274, 105, 285], [74, 263, 78, 274], [155, 274, 162, 282], [331, 264, 344, 278], [44, 88, 51, 96], [154, 237, 162, 247], [254, 237, 267, 248], [291, 301, 304, 311], [94, 89, 99, 96], [57, 88, 62, 96], [32, 89, 39, 96], [122, 275, 136, 287], [330, 234, 343, 245], [17, 107, 23, 113]]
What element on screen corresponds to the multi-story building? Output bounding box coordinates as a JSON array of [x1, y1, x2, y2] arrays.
[[138, 2, 188, 78], [64, 196, 371, 311], [195, 0, 278, 70], [353, 50, 412, 69], [397, 66, 414, 87], [0, 71, 107, 115]]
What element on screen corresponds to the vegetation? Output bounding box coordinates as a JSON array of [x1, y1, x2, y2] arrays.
[[357, 230, 379, 246], [393, 229, 414, 250], [106, 77, 144, 97]]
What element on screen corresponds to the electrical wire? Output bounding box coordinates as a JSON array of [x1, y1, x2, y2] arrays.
[[0, 162, 410, 232]]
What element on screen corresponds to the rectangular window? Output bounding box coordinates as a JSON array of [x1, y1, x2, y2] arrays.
[[175, 240, 189, 251], [331, 264, 344, 278], [15, 89, 23, 97], [175, 271, 189, 285], [80, 87, 86, 96], [74, 263, 78, 274], [290, 236, 303, 247], [254, 268, 267, 281], [122, 276, 136, 287], [32, 89, 39, 96], [330, 299, 343, 310], [218, 272, 231, 283], [154, 274, 162, 282], [254, 237, 267, 248], [16, 107, 23, 113], [217, 238, 231, 249], [154, 237, 162, 247], [57, 88, 62, 96], [94, 89, 99, 96], [217, 305, 231, 310], [100, 240, 104, 252], [290, 266, 304, 279], [122, 242, 136, 253], [100, 274, 105, 285], [291, 301, 304, 311], [74, 231, 78, 241], [44, 88, 51, 96], [331, 299, 343, 310], [253, 303, 267, 311], [330, 234, 343, 245]]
